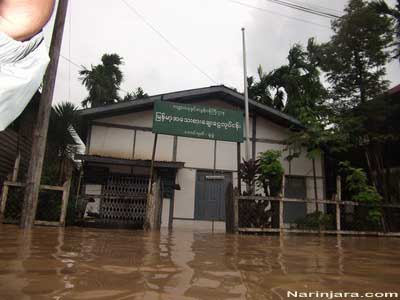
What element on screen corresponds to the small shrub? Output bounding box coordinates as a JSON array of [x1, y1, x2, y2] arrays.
[[238, 158, 260, 193], [257, 150, 284, 196]]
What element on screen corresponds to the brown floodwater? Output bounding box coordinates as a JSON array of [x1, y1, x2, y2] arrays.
[[0, 224, 399, 300]]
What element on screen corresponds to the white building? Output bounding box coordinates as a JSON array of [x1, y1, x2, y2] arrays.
[[77, 86, 325, 231]]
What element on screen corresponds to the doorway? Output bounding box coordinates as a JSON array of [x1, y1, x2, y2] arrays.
[[194, 171, 232, 221]]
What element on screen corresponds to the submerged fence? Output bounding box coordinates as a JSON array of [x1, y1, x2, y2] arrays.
[[232, 176, 400, 236], [0, 154, 72, 227]]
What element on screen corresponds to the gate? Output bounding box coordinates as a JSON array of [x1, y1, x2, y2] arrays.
[[100, 174, 149, 228]]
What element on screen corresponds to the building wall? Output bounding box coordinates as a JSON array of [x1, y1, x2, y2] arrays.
[[86, 98, 325, 221]]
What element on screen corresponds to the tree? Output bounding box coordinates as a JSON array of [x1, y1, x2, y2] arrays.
[[249, 39, 328, 121], [286, 115, 346, 211], [122, 87, 149, 102], [80, 54, 124, 108], [318, 0, 394, 200], [248, 66, 284, 110], [46, 102, 80, 183], [319, 0, 393, 108], [372, 0, 400, 62]]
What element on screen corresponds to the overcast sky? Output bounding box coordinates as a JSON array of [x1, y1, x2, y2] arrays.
[[43, 0, 400, 107]]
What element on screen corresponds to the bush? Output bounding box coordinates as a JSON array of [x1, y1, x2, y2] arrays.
[[257, 150, 284, 196], [340, 161, 383, 228]]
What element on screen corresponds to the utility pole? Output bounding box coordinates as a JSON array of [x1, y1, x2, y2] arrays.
[[20, 0, 70, 229], [242, 28, 251, 161]]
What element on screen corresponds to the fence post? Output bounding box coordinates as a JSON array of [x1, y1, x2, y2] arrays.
[[0, 153, 21, 222], [12, 153, 21, 182], [145, 176, 161, 231], [230, 187, 239, 233], [0, 184, 9, 222], [336, 175, 342, 232], [279, 175, 285, 231], [59, 177, 72, 226]]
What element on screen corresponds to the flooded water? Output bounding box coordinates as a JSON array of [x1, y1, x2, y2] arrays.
[[0, 225, 399, 300]]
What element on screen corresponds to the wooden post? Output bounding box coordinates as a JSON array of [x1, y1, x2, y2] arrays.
[[145, 176, 161, 231], [336, 175, 342, 232], [279, 175, 285, 230], [0, 153, 21, 221], [20, 0, 70, 229], [148, 133, 158, 194], [225, 182, 234, 233], [0, 184, 9, 222], [59, 177, 72, 226], [12, 153, 21, 182], [237, 142, 242, 195], [233, 188, 239, 232]]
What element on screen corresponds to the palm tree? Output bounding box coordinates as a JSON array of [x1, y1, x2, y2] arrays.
[[46, 102, 80, 183], [248, 66, 284, 110], [80, 54, 124, 108], [373, 0, 400, 62], [248, 39, 327, 120]]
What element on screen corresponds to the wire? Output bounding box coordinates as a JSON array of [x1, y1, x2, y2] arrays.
[[281, 0, 342, 14], [263, 0, 340, 19], [68, 0, 72, 101], [229, 0, 331, 29], [120, 0, 218, 84]]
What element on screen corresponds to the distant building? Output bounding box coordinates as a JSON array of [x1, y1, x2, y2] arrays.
[[77, 86, 325, 230]]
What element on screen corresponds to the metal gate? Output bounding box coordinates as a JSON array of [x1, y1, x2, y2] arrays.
[[194, 171, 232, 221], [100, 174, 149, 228]]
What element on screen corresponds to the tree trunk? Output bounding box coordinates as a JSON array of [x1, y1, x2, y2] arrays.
[[312, 158, 319, 213]]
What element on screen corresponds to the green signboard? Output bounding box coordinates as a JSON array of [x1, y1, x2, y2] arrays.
[[152, 100, 244, 142]]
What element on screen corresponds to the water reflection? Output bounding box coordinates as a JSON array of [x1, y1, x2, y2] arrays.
[[0, 225, 399, 299]]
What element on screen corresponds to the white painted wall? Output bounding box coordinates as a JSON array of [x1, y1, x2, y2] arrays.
[[173, 168, 196, 219], [90, 125, 134, 159], [99, 110, 154, 127], [161, 198, 170, 228], [177, 137, 214, 169]]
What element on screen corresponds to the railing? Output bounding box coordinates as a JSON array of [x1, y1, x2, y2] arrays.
[[235, 195, 400, 236], [231, 176, 400, 237], [0, 153, 72, 227]]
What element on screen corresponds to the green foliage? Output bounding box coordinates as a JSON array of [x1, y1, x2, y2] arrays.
[[238, 158, 260, 191], [319, 0, 393, 107], [47, 102, 80, 159], [122, 87, 149, 102], [248, 38, 328, 121], [80, 54, 124, 108], [295, 212, 335, 230], [45, 102, 80, 185], [372, 0, 400, 62], [339, 161, 382, 226], [257, 150, 284, 196]]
